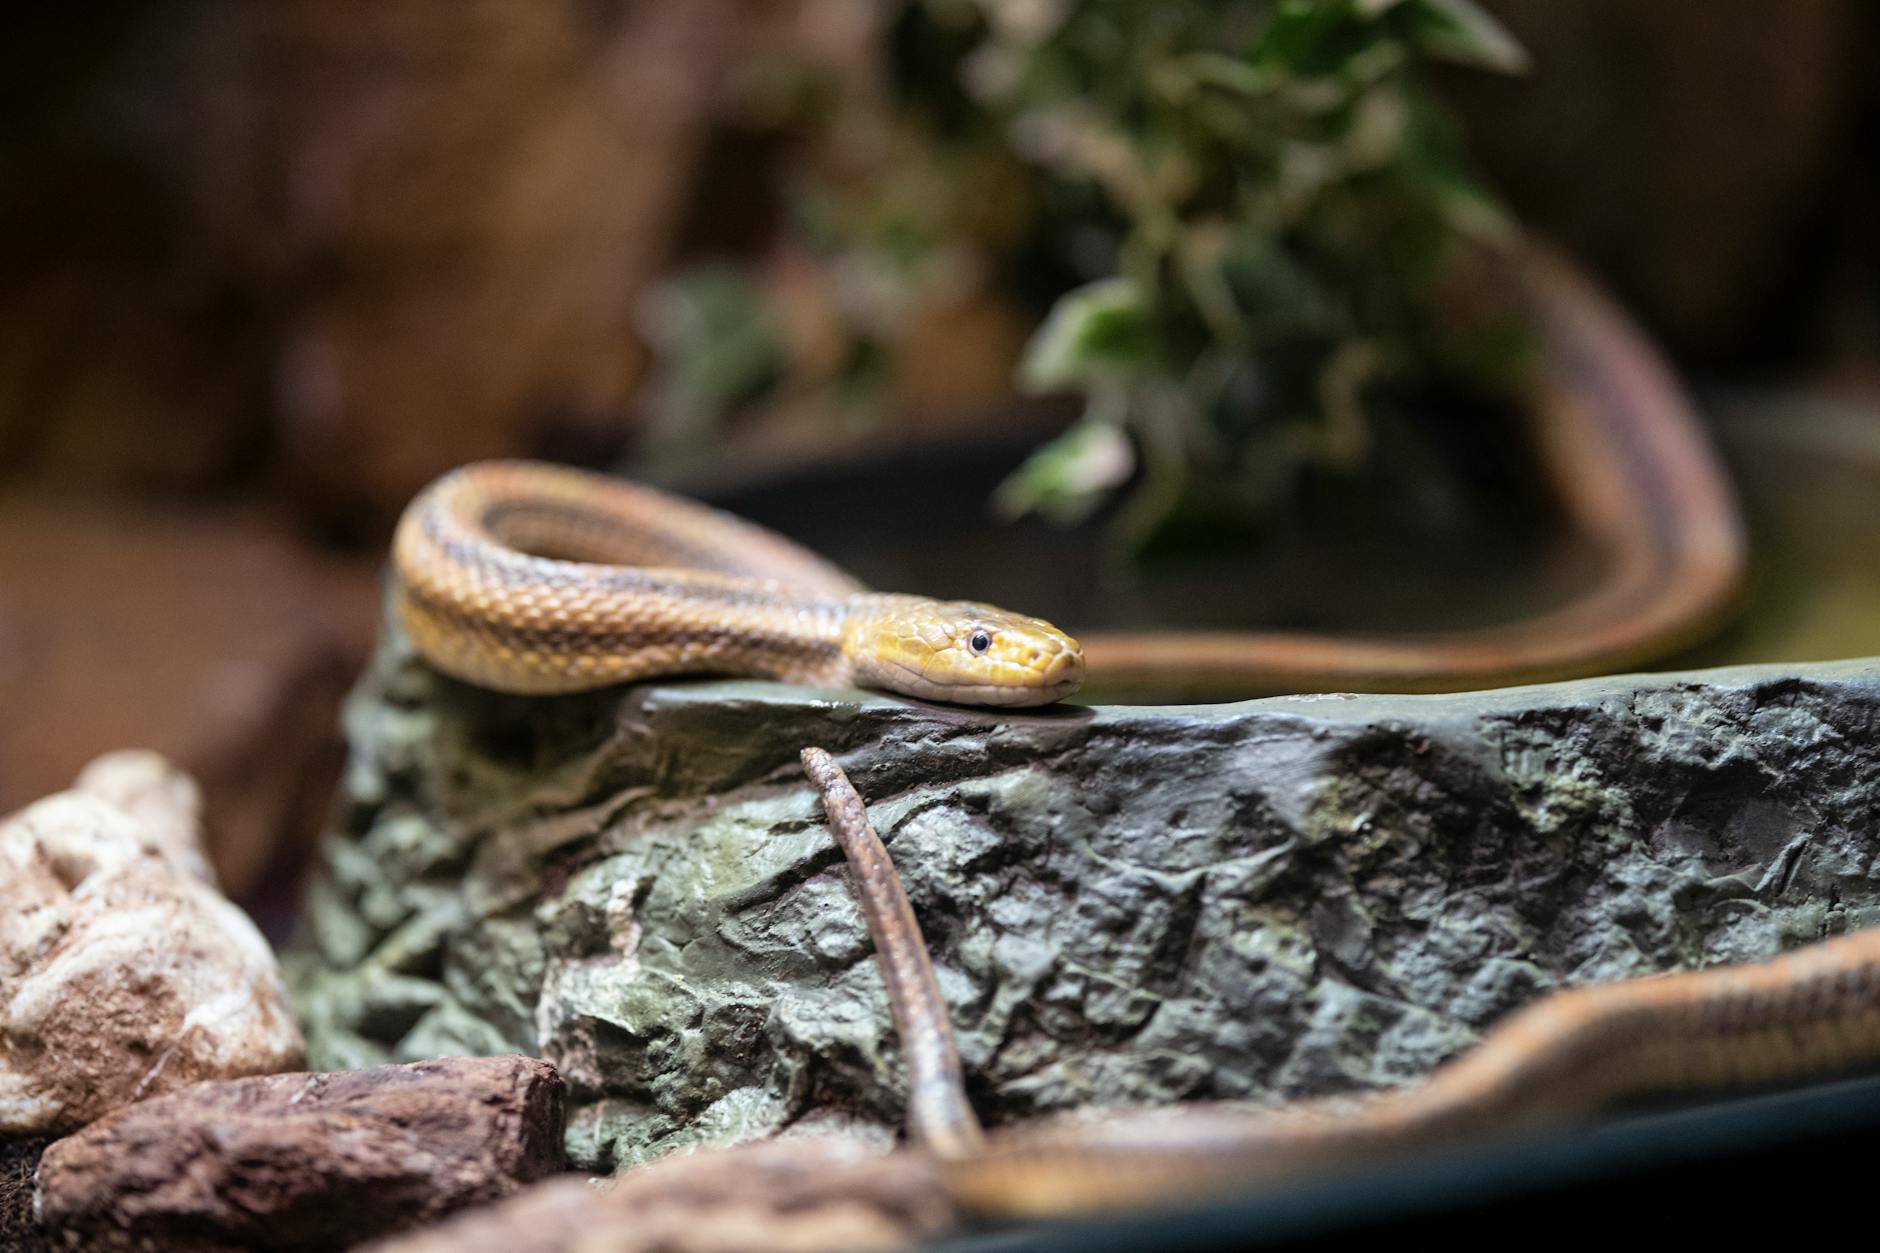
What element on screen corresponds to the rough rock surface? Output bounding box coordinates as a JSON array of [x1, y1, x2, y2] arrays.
[[1, 753, 304, 1134], [289, 633, 1880, 1172], [366, 1137, 952, 1253], [68, 750, 222, 889], [35, 1054, 564, 1252]]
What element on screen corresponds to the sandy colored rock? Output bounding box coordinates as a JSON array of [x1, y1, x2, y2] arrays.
[[71, 750, 219, 888], [37, 1054, 565, 1253], [367, 1136, 952, 1253], [0, 755, 304, 1135]]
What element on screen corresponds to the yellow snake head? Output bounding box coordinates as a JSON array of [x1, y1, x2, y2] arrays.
[[846, 598, 1085, 707]]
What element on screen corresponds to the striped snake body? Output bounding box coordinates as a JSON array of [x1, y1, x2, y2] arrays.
[[392, 250, 1743, 707], [942, 922, 1880, 1216], [392, 461, 1084, 706]]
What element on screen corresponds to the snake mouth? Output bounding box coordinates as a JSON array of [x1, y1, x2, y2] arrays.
[[879, 656, 1084, 707]]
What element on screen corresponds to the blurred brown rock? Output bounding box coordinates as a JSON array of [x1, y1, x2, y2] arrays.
[[0, 753, 304, 1135], [36, 1054, 565, 1253], [0, 7, 273, 492], [366, 1137, 956, 1253], [268, 0, 740, 530], [1, 2, 741, 514], [0, 493, 378, 904], [1460, 1, 1870, 363]]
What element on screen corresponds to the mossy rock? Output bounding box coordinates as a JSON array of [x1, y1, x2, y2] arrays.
[[287, 626, 1880, 1171]]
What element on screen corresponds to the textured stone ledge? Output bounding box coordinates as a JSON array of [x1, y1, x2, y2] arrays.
[[288, 634, 1880, 1171]]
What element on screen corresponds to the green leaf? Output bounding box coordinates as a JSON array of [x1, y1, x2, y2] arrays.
[[1019, 278, 1157, 392], [1177, 52, 1279, 98], [638, 263, 784, 436], [1255, 1, 1374, 77], [993, 416, 1136, 526], [1430, 172, 1519, 243], [1407, 0, 1530, 74]]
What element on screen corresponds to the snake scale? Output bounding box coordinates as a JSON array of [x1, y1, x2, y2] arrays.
[[387, 252, 1871, 1220]]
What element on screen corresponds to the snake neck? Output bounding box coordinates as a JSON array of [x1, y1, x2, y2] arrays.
[[834, 593, 946, 693]]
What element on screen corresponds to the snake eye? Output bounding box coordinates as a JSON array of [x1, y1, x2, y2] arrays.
[[969, 630, 991, 654]]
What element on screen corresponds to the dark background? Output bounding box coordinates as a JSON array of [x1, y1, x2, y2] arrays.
[[2, 2, 1877, 910]]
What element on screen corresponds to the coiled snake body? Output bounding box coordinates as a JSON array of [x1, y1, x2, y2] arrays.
[[388, 254, 1876, 1222], [394, 461, 1084, 706]]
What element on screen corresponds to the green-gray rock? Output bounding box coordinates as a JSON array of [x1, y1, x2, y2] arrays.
[[288, 629, 1880, 1172]]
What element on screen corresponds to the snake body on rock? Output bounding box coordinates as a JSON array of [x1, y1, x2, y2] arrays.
[[392, 250, 1741, 707], [393, 460, 1085, 706], [941, 922, 1880, 1216], [382, 252, 1849, 1224]]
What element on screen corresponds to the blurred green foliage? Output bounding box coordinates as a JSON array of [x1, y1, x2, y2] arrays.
[[638, 264, 785, 462], [647, 0, 1533, 554]]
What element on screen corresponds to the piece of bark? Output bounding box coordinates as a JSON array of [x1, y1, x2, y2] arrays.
[[366, 1137, 953, 1253], [35, 1054, 565, 1253], [0, 754, 304, 1135]]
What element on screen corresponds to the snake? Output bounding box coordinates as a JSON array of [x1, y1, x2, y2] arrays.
[[1088, 248, 1746, 696], [388, 250, 1788, 1220], [392, 249, 1742, 706], [392, 462, 1085, 707]]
